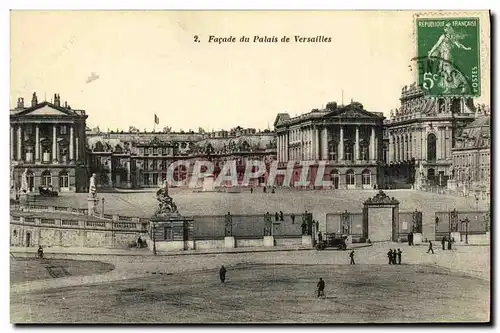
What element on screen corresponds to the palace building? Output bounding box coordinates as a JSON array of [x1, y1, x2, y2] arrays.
[[86, 126, 276, 189], [451, 108, 490, 197], [274, 101, 385, 189], [10, 93, 89, 193], [383, 83, 477, 187]]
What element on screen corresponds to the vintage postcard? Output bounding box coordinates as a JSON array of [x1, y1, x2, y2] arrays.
[[9, 10, 491, 324]]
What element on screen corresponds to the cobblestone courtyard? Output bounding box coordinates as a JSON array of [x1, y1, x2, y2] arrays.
[[10, 244, 490, 323]]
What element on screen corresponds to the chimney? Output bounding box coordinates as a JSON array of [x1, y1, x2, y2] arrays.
[[64, 101, 68, 108], [17, 97, 24, 109], [31, 92, 38, 107], [54, 94, 61, 107]]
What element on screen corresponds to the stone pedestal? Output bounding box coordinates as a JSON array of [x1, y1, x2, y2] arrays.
[[413, 233, 423, 245], [19, 193, 28, 204], [150, 213, 194, 252], [87, 197, 98, 216], [224, 236, 235, 248], [263, 235, 274, 247], [447, 179, 457, 191], [302, 235, 313, 248], [450, 232, 461, 244]]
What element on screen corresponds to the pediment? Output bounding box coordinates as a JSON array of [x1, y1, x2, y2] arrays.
[[324, 107, 381, 120], [14, 102, 76, 117], [25, 105, 71, 116]]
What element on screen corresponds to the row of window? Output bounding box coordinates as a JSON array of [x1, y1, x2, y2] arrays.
[[21, 170, 69, 188], [23, 125, 71, 136]]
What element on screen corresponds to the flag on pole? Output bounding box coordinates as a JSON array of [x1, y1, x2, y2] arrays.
[[154, 114, 159, 125]]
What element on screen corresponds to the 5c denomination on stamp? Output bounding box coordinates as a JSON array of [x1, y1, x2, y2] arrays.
[[416, 17, 480, 97]]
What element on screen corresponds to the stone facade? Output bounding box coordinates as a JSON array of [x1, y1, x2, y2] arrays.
[[384, 82, 477, 187], [10, 93, 89, 193], [451, 110, 490, 197], [274, 101, 385, 189]]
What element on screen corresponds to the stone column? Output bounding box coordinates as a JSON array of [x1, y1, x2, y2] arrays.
[[108, 157, 113, 187], [52, 125, 57, 162], [338, 126, 344, 160], [76, 137, 80, 162], [314, 127, 320, 160], [10, 125, 14, 161], [355, 126, 360, 162], [127, 160, 131, 182], [69, 125, 74, 162], [389, 134, 393, 163], [444, 126, 449, 160], [370, 127, 375, 162], [322, 127, 328, 160], [17, 125, 22, 161], [405, 134, 409, 160], [285, 134, 288, 162], [35, 125, 40, 161]]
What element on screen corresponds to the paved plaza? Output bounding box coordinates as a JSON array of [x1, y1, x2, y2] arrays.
[[10, 243, 490, 323]]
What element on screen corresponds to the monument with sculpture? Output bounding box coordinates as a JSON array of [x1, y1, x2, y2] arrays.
[[148, 180, 195, 252], [88, 173, 99, 216]]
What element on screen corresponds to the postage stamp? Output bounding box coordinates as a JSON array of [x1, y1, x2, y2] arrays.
[[416, 17, 481, 97]]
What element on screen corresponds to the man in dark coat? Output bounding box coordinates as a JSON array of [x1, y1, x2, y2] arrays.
[[279, 211, 284, 221], [427, 240, 434, 254], [349, 251, 355, 265], [442, 236, 447, 250], [448, 237, 452, 250], [397, 249, 402, 265], [388, 249, 393, 264], [391, 249, 397, 265], [275, 212, 279, 221], [317, 278, 325, 298], [219, 265, 227, 283], [290, 214, 295, 224]]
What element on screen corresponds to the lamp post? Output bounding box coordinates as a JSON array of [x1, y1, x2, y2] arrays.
[[101, 197, 105, 217], [461, 217, 470, 244], [152, 222, 157, 256]]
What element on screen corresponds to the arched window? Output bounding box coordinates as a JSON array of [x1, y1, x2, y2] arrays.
[[451, 98, 461, 114], [383, 142, 389, 164], [41, 170, 52, 187], [346, 169, 355, 186], [59, 171, 69, 189], [360, 140, 369, 161], [427, 133, 437, 161], [362, 169, 371, 185], [26, 170, 34, 191], [115, 145, 123, 154], [330, 169, 339, 189]]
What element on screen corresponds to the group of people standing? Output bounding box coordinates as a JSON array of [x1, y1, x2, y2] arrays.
[[387, 248, 402, 264]]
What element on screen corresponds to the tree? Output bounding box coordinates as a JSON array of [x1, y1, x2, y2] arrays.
[[198, 127, 205, 134], [163, 126, 172, 133]]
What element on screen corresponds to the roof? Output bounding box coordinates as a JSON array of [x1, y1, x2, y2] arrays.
[[455, 115, 490, 149], [10, 101, 87, 118]]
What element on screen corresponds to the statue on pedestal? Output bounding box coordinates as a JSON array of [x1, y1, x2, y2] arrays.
[[20, 168, 29, 193], [89, 173, 97, 199], [156, 180, 178, 215], [264, 212, 272, 236]]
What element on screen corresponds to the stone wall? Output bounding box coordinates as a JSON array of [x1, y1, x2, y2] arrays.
[[10, 213, 146, 249]]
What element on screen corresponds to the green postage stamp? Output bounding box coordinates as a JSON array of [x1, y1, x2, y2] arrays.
[[416, 17, 480, 97]]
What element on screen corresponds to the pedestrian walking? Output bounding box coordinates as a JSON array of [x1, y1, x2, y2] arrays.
[[318, 231, 323, 242], [427, 240, 434, 254], [349, 251, 356, 265], [388, 249, 393, 264], [250, 187, 253, 194], [275, 212, 279, 221], [290, 213, 295, 224], [219, 265, 227, 283], [316, 278, 325, 298], [397, 248, 402, 265], [279, 211, 284, 221], [442, 236, 446, 250], [448, 238, 452, 250]]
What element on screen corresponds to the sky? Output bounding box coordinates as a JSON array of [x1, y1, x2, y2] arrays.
[[10, 10, 490, 132]]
